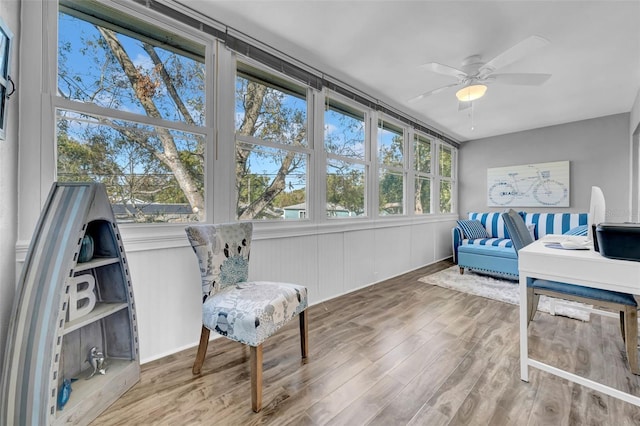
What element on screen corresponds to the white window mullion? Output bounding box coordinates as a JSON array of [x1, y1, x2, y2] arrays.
[[407, 129, 416, 216], [309, 87, 323, 222], [214, 42, 236, 223], [236, 134, 312, 156], [452, 146, 458, 213], [402, 127, 409, 216], [203, 39, 215, 222], [369, 112, 379, 218], [433, 140, 441, 215]]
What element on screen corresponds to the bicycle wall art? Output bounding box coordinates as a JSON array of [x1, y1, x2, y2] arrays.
[[487, 160, 570, 207]]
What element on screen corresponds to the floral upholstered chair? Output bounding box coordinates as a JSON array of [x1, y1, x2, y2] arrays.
[[185, 222, 309, 412]]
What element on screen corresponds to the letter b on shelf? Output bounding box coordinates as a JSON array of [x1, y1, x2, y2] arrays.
[[68, 274, 97, 321]]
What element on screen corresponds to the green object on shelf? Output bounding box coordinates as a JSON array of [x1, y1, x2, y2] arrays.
[[78, 234, 94, 262]]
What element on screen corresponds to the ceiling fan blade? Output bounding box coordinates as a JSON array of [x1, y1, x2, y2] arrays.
[[458, 101, 472, 112], [408, 82, 461, 103], [489, 73, 552, 86], [478, 35, 550, 77], [420, 62, 467, 79]]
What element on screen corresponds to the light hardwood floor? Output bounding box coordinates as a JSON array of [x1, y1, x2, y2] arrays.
[[92, 260, 640, 425]]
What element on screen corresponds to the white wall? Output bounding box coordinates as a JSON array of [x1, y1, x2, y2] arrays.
[[0, 0, 20, 373], [458, 113, 631, 222]]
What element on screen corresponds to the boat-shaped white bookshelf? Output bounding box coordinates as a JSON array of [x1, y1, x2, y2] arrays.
[[0, 182, 140, 425]]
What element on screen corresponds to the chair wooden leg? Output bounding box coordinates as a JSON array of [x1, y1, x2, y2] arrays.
[[250, 344, 263, 412], [527, 288, 540, 325], [620, 311, 626, 343], [623, 307, 639, 375], [459, 267, 464, 275], [299, 310, 308, 359], [192, 326, 210, 375]]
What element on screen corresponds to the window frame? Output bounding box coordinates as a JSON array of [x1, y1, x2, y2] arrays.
[[323, 90, 370, 220], [436, 142, 457, 214], [375, 114, 408, 217], [234, 58, 313, 222], [52, 0, 215, 225], [410, 130, 435, 215]]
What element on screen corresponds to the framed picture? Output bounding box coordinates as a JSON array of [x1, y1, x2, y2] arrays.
[[487, 160, 570, 207], [0, 18, 14, 141]]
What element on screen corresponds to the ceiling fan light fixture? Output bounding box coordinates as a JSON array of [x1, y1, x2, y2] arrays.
[[456, 84, 487, 102]]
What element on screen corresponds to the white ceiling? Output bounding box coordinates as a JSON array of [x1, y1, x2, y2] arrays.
[[179, 0, 640, 142]]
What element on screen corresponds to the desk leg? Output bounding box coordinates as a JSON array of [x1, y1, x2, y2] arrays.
[[520, 273, 529, 382]]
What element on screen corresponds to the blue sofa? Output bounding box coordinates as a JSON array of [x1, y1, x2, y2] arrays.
[[452, 211, 589, 279]]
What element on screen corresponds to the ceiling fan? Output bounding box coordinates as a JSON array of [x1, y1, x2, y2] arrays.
[[409, 35, 552, 110]]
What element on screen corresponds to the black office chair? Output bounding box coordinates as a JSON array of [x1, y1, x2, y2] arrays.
[[502, 208, 639, 375]]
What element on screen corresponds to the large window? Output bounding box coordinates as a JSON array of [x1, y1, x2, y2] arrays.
[[56, 2, 207, 223], [324, 97, 367, 218], [235, 63, 309, 220], [377, 119, 405, 216], [51, 1, 457, 229]]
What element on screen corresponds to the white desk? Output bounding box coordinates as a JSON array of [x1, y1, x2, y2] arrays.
[[519, 237, 640, 406]]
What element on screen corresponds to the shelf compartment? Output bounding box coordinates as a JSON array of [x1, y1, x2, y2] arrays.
[[63, 302, 128, 335], [53, 358, 139, 426]]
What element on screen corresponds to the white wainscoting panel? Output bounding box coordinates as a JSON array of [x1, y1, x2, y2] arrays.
[[344, 229, 377, 292], [409, 222, 436, 270], [250, 235, 320, 303], [315, 232, 346, 302], [126, 247, 203, 363], [373, 225, 413, 282], [435, 219, 457, 260]]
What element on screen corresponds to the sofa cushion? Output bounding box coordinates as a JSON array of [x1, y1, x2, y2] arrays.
[[524, 213, 588, 239], [457, 219, 489, 239], [458, 243, 517, 259], [462, 237, 513, 248]]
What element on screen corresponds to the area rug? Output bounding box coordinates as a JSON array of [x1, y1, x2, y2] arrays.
[[419, 266, 591, 321]]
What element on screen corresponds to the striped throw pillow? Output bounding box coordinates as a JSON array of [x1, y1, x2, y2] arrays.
[[457, 219, 489, 239]]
